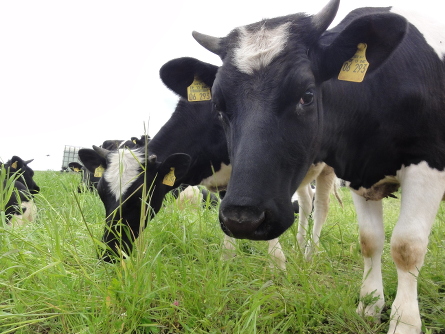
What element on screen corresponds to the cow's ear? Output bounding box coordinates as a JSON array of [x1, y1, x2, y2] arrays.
[[160, 57, 218, 99], [9, 156, 24, 170], [78, 149, 107, 174], [24, 159, 34, 165], [311, 12, 408, 82], [158, 153, 191, 186]]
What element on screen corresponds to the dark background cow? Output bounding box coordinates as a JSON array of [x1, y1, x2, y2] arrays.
[[190, 0, 444, 332], [1, 156, 40, 225]]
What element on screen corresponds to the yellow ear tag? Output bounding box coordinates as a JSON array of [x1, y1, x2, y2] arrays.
[[162, 167, 176, 186], [338, 43, 369, 83], [132, 139, 137, 144], [11, 161, 18, 169], [94, 165, 104, 177], [74, 167, 80, 172], [187, 77, 211, 102]]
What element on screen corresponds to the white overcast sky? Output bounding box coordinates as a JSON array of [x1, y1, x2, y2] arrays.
[[0, 0, 437, 170]]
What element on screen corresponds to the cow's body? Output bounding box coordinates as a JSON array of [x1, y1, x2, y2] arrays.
[[1, 156, 39, 225], [192, 1, 445, 332]]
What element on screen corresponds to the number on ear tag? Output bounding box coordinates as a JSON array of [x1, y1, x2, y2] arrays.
[[162, 167, 176, 186], [338, 43, 369, 83], [187, 78, 211, 102]]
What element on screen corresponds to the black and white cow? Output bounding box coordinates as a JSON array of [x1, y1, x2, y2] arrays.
[[190, 0, 445, 332], [1, 156, 39, 225]]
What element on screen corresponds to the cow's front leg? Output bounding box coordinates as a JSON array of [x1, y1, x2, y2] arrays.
[[221, 234, 237, 260], [351, 192, 385, 321], [267, 238, 286, 270], [296, 183, 314, 252]]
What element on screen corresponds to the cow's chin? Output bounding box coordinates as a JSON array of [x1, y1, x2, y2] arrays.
[[218, 205, 294, 241]]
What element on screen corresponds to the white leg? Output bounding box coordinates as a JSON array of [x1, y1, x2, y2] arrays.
[[352, 191, 385, 320], [221, 234, 237, 260], [267, 238, 286, 270], [388, 162, 445, 334], [296, 183, 313, 252], [305, 166, 336, 261]]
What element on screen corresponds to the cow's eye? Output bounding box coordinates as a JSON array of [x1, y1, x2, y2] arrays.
[[299, 90, 314, 106]]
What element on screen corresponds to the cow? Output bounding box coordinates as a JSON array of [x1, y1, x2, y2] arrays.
[[1, 157, 39, 225], [190, 0, 444, 332]]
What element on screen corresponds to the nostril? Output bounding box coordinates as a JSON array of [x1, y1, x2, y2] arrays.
[[220, 206, 265, 238]]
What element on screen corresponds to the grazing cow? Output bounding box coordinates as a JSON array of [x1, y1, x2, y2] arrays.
[[78, 146, 191, 262], [1, 157, 39, 225], [191, 0, 445, 332]]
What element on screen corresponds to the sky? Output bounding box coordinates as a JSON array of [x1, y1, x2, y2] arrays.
[[0, 0, 437, 170]]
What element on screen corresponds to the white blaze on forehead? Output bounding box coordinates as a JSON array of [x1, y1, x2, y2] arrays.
[[391, 7, 445, 60], [104, 149, 144, 201], [234, 22, 291, 75]]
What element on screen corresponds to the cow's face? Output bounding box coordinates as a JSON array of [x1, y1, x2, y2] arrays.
[[193, 0, 407, 240], [79, 146, 191, 261]]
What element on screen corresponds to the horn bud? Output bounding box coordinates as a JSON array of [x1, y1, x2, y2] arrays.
[[312, 0, 340, 34], [192, 31, 222, 55], [93, 145, 110, 159]]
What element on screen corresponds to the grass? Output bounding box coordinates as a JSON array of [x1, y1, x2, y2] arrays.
[[0, 171, 444, 333]]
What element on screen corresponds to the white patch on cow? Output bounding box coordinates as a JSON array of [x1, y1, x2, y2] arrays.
[[104, 149, 144, 201], [199, 163, 231, 192], [9, 200, 37, 227], [391, 7, 445, 60], [234, 22, 291, 75]]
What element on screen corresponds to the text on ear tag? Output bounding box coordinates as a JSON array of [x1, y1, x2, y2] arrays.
[[11, 161, 18, 169], [94, 166, 105, 177], [338, 43, 369, 83], [187, 77, 211, 102], [162, 167, 176, 186]]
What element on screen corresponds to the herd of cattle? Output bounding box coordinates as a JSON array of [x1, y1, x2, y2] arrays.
[[1, 0, 444, 332]]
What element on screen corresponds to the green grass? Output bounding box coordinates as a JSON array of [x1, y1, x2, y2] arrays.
[[0, 171, 444, 333]]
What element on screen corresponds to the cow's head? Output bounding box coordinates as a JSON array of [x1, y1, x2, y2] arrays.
[[190, 0, 407, 240], [78, 146, 191, 262], [4, 156, 40, 195]]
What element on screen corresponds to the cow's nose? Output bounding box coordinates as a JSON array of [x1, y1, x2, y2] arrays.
[[219, 205, 265, 238]]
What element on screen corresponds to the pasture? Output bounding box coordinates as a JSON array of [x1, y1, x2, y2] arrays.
[[0, 171, 444, 333]]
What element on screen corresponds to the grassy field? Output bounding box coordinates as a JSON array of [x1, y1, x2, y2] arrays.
[[0, 171, 444, 333]]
